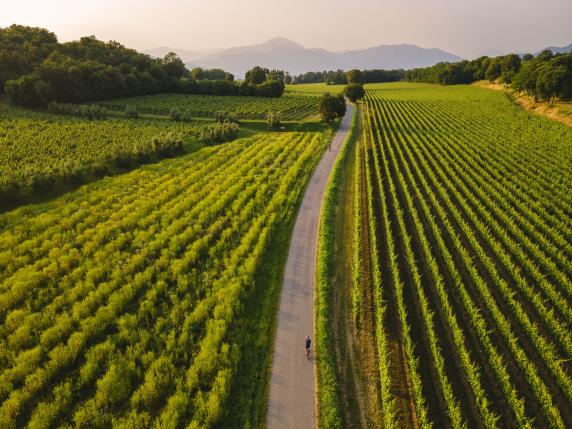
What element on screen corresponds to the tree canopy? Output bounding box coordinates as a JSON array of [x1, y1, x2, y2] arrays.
[[318, 93, 346, 121], [404, 50, 572, 103], [1, 25, 286, 106], [344, 83, 365, 102]]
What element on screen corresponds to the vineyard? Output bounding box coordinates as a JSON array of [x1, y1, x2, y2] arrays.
[[349, 83, 572, 428], [0, 130, 329, 428], [0, 109, 203, 202], [285, 83, 346, 95], [96, 93, 319, 120]]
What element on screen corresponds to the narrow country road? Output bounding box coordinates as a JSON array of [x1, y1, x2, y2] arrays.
[[267, 103, 355, 429]]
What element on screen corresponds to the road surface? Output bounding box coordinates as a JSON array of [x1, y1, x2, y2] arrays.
[[267, 103, 355, 429]]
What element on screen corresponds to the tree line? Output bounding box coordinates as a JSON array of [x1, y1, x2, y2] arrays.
[[404, 50, 572, 103], [0, 25, 286, 107], [292, 68, 404, 85]]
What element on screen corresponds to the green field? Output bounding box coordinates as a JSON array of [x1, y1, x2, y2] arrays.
[[0, 108, 205, 203], [96, 93, 319, 120], [327, 82, 572, 428], [0, 129, 331, 428], [286, 83, 345, 95]]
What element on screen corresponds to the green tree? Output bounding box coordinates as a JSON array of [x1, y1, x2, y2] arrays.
[[268, 69, 285, 83], [162, 52, 186, 79], [344, 83, 365, 102], [0, 25, 58, 92], [207, 68, 227, 80], [245, 66, 268, 85], [485, 60, 502, 82], [346, 69, 364, 84], [536, 64, 567, 104], [318, 93, 346, 121], [192, 67, 206, 80], [267, 111, 282, 128]]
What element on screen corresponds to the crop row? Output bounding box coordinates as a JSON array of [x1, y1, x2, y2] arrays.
[[96, 93, 319, 120], [353, 83, 572, 428], [0, 110, 202, 203], [0, 131, 327, 427]]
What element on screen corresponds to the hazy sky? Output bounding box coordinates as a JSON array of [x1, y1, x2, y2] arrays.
[[2, 0, 571, 58]]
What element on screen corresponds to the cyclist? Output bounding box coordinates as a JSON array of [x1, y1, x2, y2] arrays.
[[305, 335, 311, 357]]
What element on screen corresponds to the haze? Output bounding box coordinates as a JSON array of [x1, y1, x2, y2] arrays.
[[2, 0, 571, 58]]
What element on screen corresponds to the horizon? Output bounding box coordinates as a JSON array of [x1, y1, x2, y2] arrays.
[[2, 0, 572, 59]]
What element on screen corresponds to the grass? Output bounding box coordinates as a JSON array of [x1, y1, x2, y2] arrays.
[[315, 105, 357, 429]]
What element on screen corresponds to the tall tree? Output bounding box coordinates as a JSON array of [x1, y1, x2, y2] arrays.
[[346, 69, 364, 84]]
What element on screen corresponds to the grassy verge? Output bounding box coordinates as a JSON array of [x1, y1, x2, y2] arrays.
[[315, 105, 358, 428], [473, 80, 572, 127]]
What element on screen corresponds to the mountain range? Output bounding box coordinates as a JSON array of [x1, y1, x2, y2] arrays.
[[536, 42, 572, 55], [145, 39, 572, 77], [145, 37, 461, 77]]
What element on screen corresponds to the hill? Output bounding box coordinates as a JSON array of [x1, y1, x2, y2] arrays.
[[186, 37, 461, 76], [536, 42, 572, 55]]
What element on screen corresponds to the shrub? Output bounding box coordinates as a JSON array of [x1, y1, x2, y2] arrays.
[[47, 102, 107, 120], [267, 111, 282, 129], [201, 122, 239, 144], [214, 110, 239, 124]]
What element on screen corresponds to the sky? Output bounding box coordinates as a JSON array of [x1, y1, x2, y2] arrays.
[[2, 0, 572, 58]]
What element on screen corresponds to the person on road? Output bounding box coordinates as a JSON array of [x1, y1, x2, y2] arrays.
[[305, 335, 311, 357]]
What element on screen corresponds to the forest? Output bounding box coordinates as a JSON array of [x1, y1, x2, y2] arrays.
[[0, 25, 286, 107]]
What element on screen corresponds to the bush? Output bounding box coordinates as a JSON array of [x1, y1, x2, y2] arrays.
[[266, 111, 282, 129], [201, 122, 239, 144], [47, 102, 107, 120], [125, 105, 139, 118], [214, 110, 239, 124]]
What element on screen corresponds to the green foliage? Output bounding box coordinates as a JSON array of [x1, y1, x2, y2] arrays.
[[214, 110, 239, 124], [48, 102, 107, 120], [343, 83, 365, 102], [318, 93, 346, 121], [346, 69, 364, 84], [316, 108, 356, 428], [359, 83, 572, 428], [97, 93, 318, 120], [0, 25, 58, 92], [404, 50, 572, 103], [201, 122, 240, 144], [124, 105, 139, 118], [266, 111, 281, 128], [0, 131, 328, 427], [244, 66, 267, 85], [1, 25, 286, 106], [0, 110, 200, 203]]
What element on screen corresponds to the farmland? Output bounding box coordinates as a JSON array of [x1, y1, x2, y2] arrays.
[[0, 129, 332, 428], [0, 108, 204, 204], [286, 83, 346, 95], [96, 93, 319, 120], [334, 82, 572, 428]]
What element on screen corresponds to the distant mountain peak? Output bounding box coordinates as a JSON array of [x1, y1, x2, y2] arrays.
[[262, 37, 305, 49], [165, 38, 461, 76]]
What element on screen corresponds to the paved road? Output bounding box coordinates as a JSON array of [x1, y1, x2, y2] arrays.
[[267, 103, 355, 429]]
